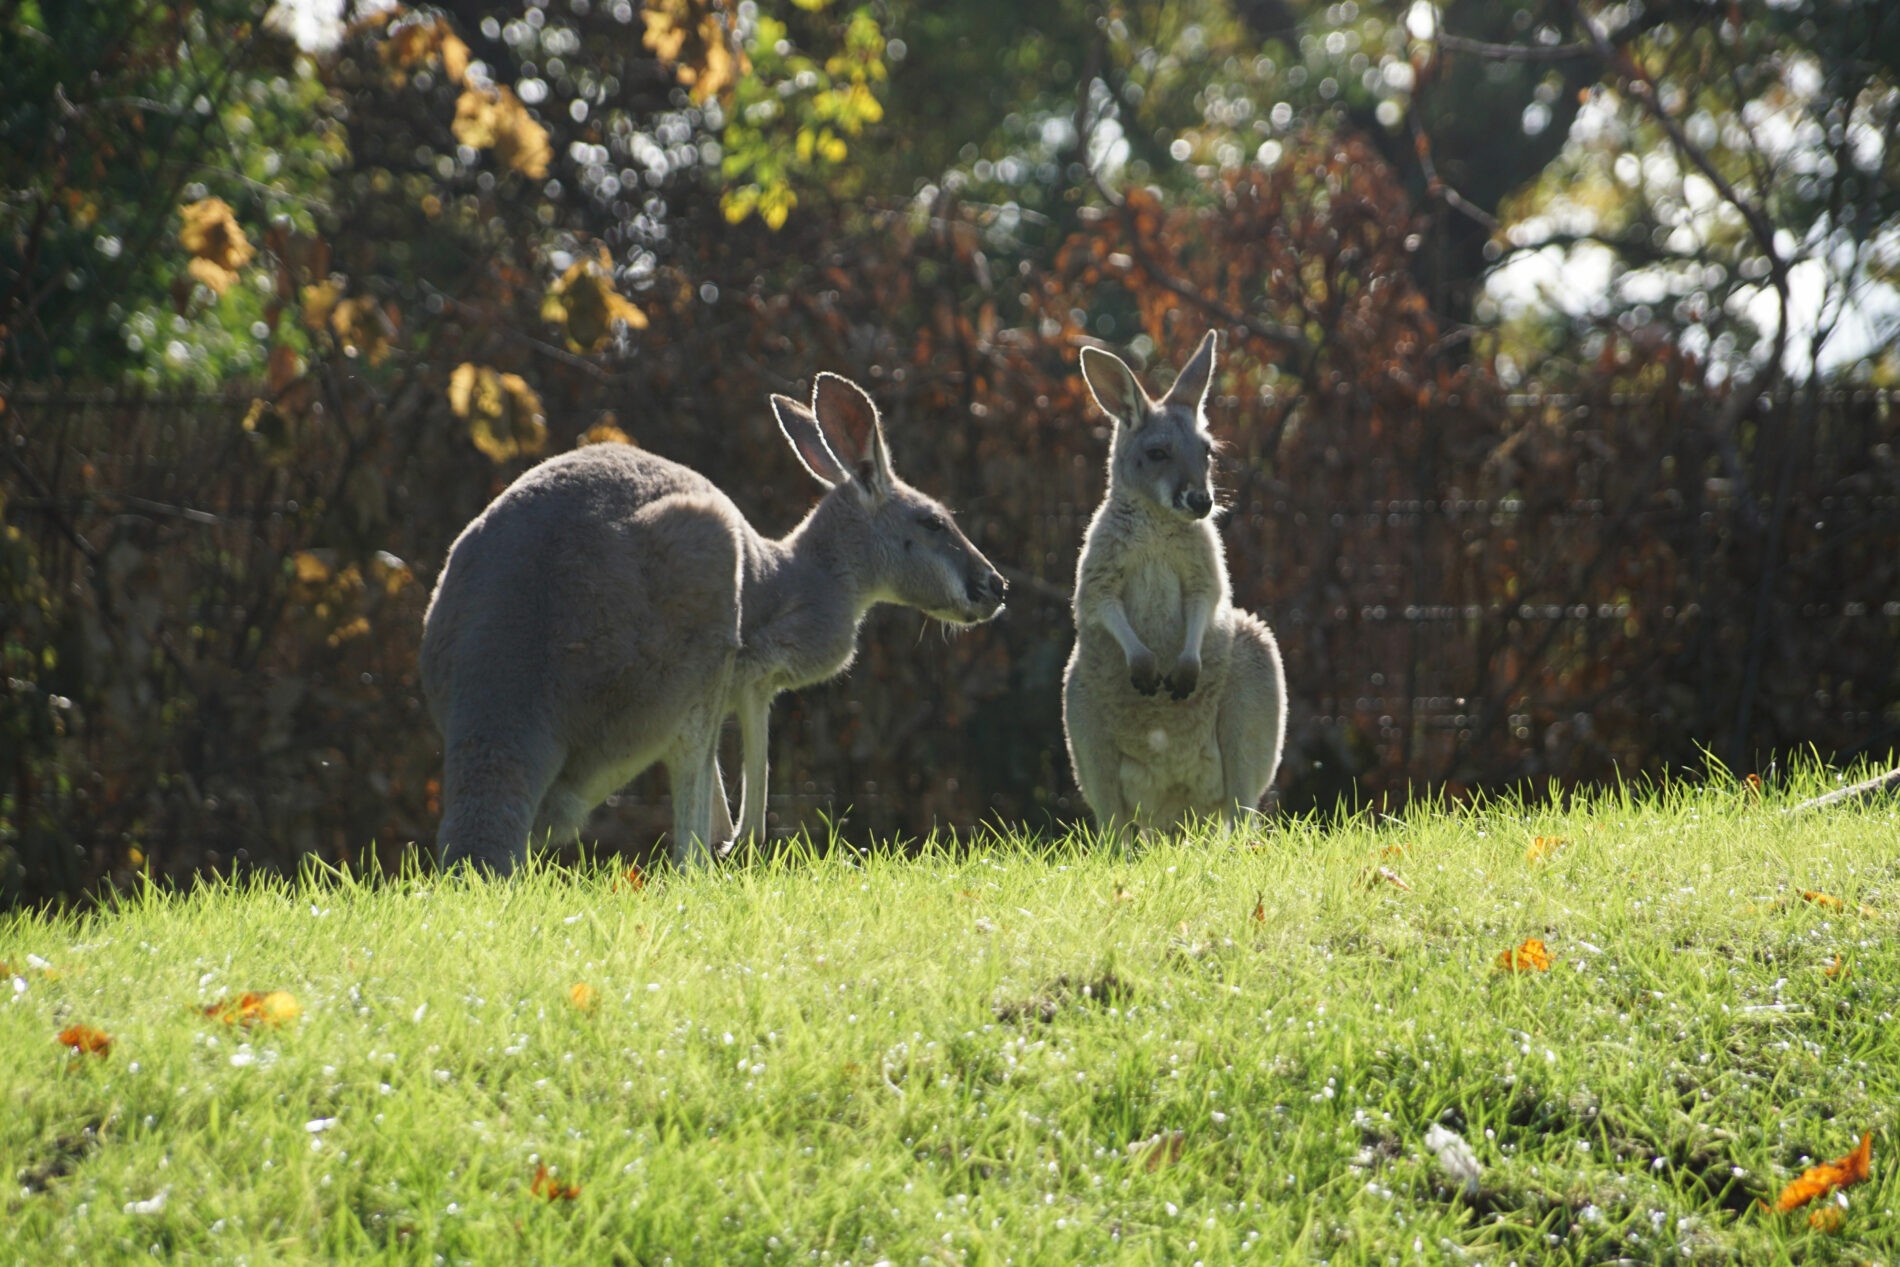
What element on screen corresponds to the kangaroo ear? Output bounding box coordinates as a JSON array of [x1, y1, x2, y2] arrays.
[[1079, 345, 1149, 429], [1162, 328, 1218, 411], [811, 372, 894, 500], [772, 393, 849, 488]]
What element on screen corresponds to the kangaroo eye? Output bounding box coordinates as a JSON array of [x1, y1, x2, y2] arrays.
[[919, 513, 946, 532], [1144, 446, 1169, 463]]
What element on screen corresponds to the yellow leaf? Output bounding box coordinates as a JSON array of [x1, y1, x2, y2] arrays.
[[452, 86, 551, 179], [641, 0, 750, 105], [330, 295, 394, 364], [448, 363, 548, 463], [178, 197, 254, 294], [1526, 835, 1567, 863], [203, 990, 301, 1027], [568, 982, 598, 1013], [578, 420, 634, 447], [292, 550, 332, 584], [1495, 938, 1551, 973], [380, 14, 470, 85], [544, 247, 647, 352]]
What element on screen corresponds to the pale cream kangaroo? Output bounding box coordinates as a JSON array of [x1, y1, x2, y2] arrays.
[[420, 374, 1007, 874], [1062, 330, 1286, 835]]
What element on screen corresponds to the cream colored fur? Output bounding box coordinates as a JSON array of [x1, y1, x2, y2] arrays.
[[1062, 330, 1287, 836], [421, 374, 1006, 873]]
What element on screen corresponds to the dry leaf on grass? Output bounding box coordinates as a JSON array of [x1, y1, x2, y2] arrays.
[[614, 863, 646, 892], [531, 1163, 581, 1201], [568, 982, 598, 1013], [1127, 1130, 1185, 1172], [203, 990, 302, 1028], [57, 1024, 112, 1056], [1496, 938, 1552, 973], [1525, 835, 1567, 863], [1807, 1203, 1845, 1232], [1772, 1132, 1873, 1213]]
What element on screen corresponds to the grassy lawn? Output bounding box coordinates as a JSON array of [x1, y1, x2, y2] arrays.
[[5, 775, 1898, 1265]]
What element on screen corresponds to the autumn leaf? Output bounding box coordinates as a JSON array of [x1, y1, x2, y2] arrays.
[[641, 0, 750, 105], [203, 990, 302, 1028], [542, 246, 648, 353], [447, 363, 548, 463], [1807, 1204, 1845, 1232], [179, 197, 254, 294], [613, 862, 646, 891], [531, 1163, 581, 1201], [1824, 954, 1848, 980], [568, 982, 598, 1013], [1496, 938, 1552, 973], [380, 13, 470, 86], [57, 1024, 112, 1056], [579, 419, 634, 447], [1744, 772, 1764, 800], [1773, 1132, 1873, 1212], [1525, 835, 1567, 863], [330, 295, 395, 365], [452, 86, 552, 179], [1250, 893, 1266, 922]]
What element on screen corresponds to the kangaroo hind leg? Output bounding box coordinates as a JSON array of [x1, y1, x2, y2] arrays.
[[438, 731, 566, 877]]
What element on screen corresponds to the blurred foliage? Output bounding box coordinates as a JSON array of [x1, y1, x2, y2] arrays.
[[2, 0, 1898, 904]]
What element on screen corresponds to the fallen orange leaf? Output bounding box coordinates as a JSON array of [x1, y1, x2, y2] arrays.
[[1525, 835, 1567, 863], [1773, 1132, 1873, 1213], [1496, 938, 1552, 973], [1745, 772, 1763, 798], [203, 990, 302, 1027], [1379, 843, 1411, 861], [568, 982, 598, 1013], [1824, 955, 1848, 980], [57, 1024, 112, 1056], [1800, 890, 1844, 910], [1251, 893, 1266, 922], [531, 1163, 581, 1201], [1807, 1204, 1845, 1232], [613, 863, 645, 892]]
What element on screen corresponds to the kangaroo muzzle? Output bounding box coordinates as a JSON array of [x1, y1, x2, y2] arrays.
[[966, 568, 1007, 615], [1176, 486, 1214, 519]]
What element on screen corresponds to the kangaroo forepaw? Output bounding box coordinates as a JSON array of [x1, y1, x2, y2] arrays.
[[1166, 657, 1200, 700], [1129, 651, 1161, 696]]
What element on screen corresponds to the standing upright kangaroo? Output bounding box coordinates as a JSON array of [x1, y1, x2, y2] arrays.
[[1062, 330, 1287, 836], [420, 373, 1007, 874]]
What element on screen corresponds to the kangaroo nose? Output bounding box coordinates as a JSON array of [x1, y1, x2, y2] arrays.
[[1184, 488, 1213, 518], [970, 570, 1006, 605]]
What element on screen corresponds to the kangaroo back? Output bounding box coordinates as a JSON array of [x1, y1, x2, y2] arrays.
[[423, 375, 1008, 875]]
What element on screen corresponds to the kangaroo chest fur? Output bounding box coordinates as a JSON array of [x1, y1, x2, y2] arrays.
[[1070, 502, 1234, 794]]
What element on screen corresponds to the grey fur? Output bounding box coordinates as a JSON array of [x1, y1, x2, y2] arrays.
[[1062, 330, 1287, 836], [420, 373, 1006, 874]]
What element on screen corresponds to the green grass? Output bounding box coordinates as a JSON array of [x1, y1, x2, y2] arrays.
[[6, 775, 1900, 1265]]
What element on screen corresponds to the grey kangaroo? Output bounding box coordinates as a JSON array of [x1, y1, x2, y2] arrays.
[[1062, 330, 1287, 836], [420, 373, 1007, 874]]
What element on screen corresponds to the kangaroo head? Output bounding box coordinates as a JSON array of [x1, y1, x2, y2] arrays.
[[1080, 329, 1220, 521], [770, 373, 1007, 625]]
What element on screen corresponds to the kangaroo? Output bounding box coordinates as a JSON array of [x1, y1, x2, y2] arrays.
[[1061, 330, 1287, 837], [419, 372, 1007, 874]]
